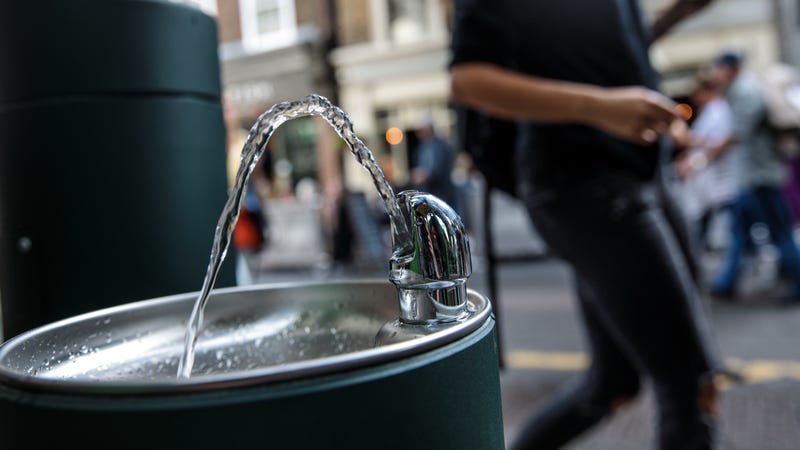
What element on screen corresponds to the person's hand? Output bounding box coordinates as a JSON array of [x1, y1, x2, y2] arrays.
[[675, 150, 708, 180], [675, 152, 693, 180], [583, 86, 681, 146], [669, 118, 691, 149]]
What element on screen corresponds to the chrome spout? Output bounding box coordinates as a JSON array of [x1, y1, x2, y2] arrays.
[[389, 190, 472, 324]]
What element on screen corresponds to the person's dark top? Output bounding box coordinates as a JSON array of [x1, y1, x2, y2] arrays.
[[450, 0, 663, 189]]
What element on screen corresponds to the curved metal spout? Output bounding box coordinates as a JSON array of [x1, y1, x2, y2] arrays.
[[389, 191, 472, 324]]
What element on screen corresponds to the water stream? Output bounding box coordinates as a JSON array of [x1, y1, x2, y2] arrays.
[[177, 94, 413, 378]]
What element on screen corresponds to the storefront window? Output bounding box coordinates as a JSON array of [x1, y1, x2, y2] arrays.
[[256, 0, 281, 34]]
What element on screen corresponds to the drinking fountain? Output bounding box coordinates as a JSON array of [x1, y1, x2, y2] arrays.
[[0, 94, 504, 449]]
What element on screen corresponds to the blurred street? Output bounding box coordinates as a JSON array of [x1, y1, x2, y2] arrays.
[[251, 189, 800, 449], [490, 259, 800, 449], [4, 1, 800, 449], [468, 192, 800, 449]]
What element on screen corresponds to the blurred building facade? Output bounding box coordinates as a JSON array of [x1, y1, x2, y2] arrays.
[[329, 0, 454, 193], [214, 0, 337, 195], [210, 0, 340, 271], [644, 0, 780, 97], [327, 0, 784, 193], [207, 0, 785, 195], [773, 0, 800, 66]]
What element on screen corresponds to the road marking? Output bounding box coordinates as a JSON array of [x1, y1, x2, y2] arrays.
[[507, 350, 800, 387], [507, 350, 588, 371], [724, 357, 800, 385]]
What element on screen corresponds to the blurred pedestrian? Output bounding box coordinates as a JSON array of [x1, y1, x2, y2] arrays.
[[410, 118, 457, 209], [224, 96, 271, 285], [675, 72, 737, 252], [449, 1, 718, 449], [706, 51, 800, 302]]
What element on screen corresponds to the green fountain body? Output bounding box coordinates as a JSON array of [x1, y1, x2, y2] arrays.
[[0, 0, 234, 338]]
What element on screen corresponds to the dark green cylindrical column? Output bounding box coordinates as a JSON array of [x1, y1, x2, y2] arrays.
[[0, 0, 235, 338]]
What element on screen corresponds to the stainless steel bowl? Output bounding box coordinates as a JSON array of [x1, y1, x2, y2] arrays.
[[0, 279, 491, 395]]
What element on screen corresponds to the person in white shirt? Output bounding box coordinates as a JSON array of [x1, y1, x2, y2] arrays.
[[676, 73, 737, 250]]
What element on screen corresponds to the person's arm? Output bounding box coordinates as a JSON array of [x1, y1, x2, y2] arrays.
[[675, 135, 732, 179], [700, 135, 734, 162], [450, 62, 680, 146], [676, 102, 735, 178], [650, 0, 714, 42]]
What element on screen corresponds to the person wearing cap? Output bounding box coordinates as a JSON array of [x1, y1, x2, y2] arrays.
[[706, 51, 800, 302]]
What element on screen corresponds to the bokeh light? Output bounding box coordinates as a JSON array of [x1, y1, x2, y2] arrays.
[[675, 103, 693, 121], [385, 127, 403, 145]]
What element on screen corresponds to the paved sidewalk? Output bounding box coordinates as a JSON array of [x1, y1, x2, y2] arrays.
[[488, 259, 800, 449], [500, 362, 800, 449]]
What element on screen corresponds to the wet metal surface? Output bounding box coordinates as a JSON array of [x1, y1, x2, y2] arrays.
[[0, 280, 490, 395]]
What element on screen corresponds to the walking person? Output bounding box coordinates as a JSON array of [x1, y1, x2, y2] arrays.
[[706, 51, 800, 302], [410, 118, 458, 209], [449, 1, 719, 449], [675, 73, 737, 253], [224, 96, 271, 285]]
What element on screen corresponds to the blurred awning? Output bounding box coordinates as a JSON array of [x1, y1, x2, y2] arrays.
[[221, 41, 333, 116]]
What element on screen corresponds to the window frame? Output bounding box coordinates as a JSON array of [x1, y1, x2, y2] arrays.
[[239, 0, 297, 51]]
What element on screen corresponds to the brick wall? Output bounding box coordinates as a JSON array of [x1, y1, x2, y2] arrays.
[[336, 0, 370, 46], [216, 0, 242, 43], [295, 0, 330, 34]]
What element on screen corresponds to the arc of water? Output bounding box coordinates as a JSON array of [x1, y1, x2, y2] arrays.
[[177, 94, 413, 378]]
